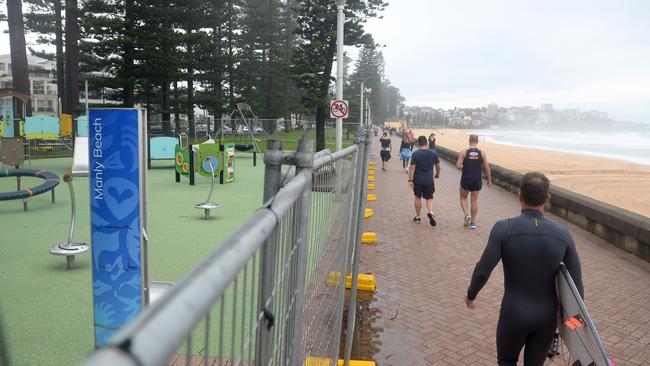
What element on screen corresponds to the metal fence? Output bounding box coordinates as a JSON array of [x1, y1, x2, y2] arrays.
[[81, 128, 372, 366]]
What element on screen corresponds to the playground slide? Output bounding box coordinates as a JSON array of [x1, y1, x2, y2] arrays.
[[72, 137, 89, 177]]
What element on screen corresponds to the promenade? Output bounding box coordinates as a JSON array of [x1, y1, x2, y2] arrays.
[[356, 136, 650, 365]]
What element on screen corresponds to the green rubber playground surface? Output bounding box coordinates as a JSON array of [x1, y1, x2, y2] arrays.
[[0, 154, 264, 366]]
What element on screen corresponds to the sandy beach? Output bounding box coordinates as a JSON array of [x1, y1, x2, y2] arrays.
[[412, 128, 650, 219]]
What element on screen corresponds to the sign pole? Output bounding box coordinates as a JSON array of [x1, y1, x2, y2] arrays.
[[335, 1, 346, 151]]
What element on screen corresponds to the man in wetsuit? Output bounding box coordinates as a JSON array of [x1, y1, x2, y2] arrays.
[[408, 135, 441, 226], [465, 172, 583, 366], [456, 134, 492, 229], [379, 131, 392, 170]]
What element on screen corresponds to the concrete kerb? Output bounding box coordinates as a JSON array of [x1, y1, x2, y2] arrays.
[[436, 145, 650, 262]]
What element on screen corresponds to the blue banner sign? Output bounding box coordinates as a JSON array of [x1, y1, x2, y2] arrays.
[[88, 109, 143, 347]]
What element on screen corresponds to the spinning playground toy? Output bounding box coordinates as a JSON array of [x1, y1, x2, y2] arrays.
[[49, 173, 89, 268]]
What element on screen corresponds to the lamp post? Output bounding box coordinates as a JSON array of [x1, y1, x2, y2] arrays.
[[335, 0, 346, 151]]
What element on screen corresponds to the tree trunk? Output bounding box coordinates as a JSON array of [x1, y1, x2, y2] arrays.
[[54, 0, 65, 115], [161, 81, 171, 135], [64, 0, 80, 115], [173, 80, 180, 134], [7, 0, 32, 118], [187, 41, 195, 137], [122, 0, 135, 107], [227, 19, 235, 110]]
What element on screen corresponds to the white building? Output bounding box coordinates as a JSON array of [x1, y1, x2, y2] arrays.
[[0, 54, 59, 115]]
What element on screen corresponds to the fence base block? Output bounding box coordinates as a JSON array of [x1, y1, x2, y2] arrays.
[[367, 183, 375, 190], [361, 232, 378, 244], [306, 357, 376, 366], [326, 272, 377, 293], [367, 176, 375, 182], [364, 208, 374, 219], [367, 194, 377, 202]]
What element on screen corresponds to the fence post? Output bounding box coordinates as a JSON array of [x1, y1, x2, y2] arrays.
[[256, 139, 283, 366], [331, 143, 361, 363], [343, 127, 371, 366], [288, 139, 314, 366]]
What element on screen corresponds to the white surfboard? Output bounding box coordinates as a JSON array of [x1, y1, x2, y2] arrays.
[[556, 263, 613, 366]]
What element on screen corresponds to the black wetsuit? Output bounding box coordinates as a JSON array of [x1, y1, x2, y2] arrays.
[[460, 147, 483, 191], [467, 209, 583, 366]]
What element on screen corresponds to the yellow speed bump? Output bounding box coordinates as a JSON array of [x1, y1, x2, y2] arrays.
[[326, 272, 377, 293], [367, 194, 377, 202], [364, 208, 374, 219], [306, 357, 376, 366], [367, 183, 376, 190], [361, 231, 378, 244], [367, 175, 375, 182]]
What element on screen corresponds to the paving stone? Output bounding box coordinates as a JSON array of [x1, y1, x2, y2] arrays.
[[358, 137, 650, 365]]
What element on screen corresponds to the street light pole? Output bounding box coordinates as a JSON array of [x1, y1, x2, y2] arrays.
[[359, 81, 364, 129], [335, 0, 346, 151]]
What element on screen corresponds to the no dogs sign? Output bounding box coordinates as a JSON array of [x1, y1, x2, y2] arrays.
[[330, 99, 349, 119]]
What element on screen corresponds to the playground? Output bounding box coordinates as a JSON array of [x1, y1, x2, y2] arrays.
[[0, 119, 353, 365]]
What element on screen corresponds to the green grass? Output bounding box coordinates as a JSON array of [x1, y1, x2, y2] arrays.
[[0, 155, 265, 365]]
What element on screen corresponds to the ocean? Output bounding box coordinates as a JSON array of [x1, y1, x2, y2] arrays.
[[475, 129, 650, 166]]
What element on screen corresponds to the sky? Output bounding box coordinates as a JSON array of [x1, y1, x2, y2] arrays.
[[2, 1, 649, 122], [363, 0, 650, 123]]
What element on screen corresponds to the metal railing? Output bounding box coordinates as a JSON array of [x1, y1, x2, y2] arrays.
[[81, 128, 372, 366]]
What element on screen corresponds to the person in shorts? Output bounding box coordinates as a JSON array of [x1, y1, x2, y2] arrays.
[[379, 131, 392, 170], [408, 135, 441, 226], [399, 134, 414, 173], [456, 134, 492, 229]]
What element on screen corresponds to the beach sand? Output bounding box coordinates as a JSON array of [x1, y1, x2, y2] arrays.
[[412, 128, 650, 219]]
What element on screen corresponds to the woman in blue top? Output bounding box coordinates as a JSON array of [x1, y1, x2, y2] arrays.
[[399, 134, 414, 173]]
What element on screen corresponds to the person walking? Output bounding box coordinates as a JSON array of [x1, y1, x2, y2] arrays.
[[456, 134, 492, 229], [408, 135, 441, 226], [465, 172, 583, 366], [428, 133, 436, 150], [379, 131, 392, 170], [399, 134, 414, 173]]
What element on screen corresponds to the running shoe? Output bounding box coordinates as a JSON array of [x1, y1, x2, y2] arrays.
[[464, 215, 471, 228], [427, 213, 437, 227], [413, 216, 422, 224], [469, 223, 477, 230]]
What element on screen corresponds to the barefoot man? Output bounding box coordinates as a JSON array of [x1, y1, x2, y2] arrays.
[[456, 134, 492, 229]]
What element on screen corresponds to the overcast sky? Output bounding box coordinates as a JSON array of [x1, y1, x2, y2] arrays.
[[2, 1, 649, 122], [364, 0, 650, 123]]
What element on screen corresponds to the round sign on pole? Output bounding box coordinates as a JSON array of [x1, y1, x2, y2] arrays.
[[330, 99, 349, 119]]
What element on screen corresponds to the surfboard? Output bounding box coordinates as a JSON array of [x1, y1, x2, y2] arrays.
[[556, 263, 614, 366]]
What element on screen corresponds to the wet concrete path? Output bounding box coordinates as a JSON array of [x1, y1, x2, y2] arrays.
[[356, 136, 650, 365]]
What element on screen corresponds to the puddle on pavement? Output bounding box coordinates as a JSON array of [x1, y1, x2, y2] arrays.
[[338, 289, 383, 362]]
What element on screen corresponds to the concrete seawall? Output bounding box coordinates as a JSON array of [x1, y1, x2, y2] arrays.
[[436, 145, 650, 262]]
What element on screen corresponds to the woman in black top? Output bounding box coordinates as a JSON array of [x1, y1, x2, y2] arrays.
[[379, 132, 392, 170], [428, 133, 436, 150]]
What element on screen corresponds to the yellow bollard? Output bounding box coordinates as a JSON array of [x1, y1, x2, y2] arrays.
[[367, 194, 377, 202], [361, 232, 379, 244], [364, 208, 374, 219], [326, 272, 377, 293], [367, 176, 375, 182], [367, 183, 376, 190]]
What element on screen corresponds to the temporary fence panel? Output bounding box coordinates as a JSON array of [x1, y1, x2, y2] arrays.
[[80, 128, 372, 366]]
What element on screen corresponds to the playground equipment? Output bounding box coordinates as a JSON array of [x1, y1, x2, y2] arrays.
[[148, 136, 178, 168], [0, 168, 59, 211], [195, 156, 220, 219], [174, 137, 196, 185], [49, 173, 89, 269], [215, 103, 268, 160], [71, 137, 89, 176]]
